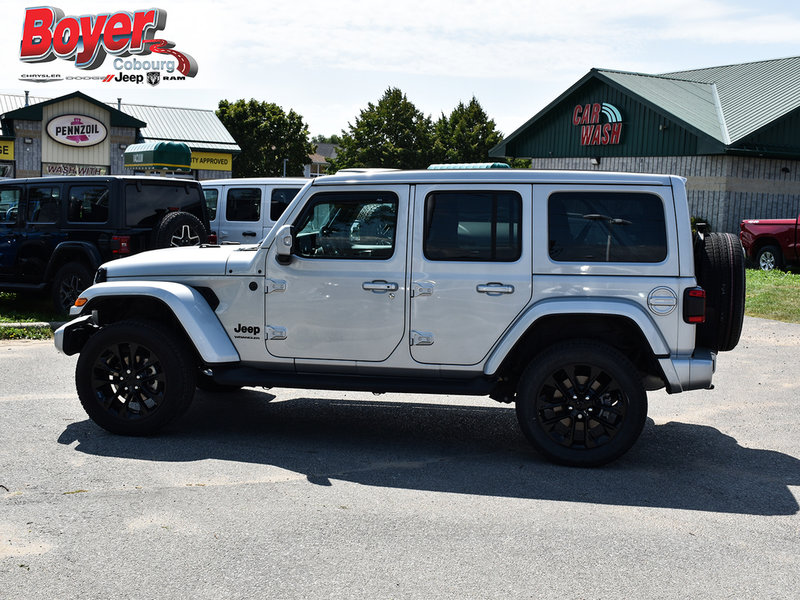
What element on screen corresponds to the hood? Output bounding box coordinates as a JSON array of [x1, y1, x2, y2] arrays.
[[102, 244, 249, 278]]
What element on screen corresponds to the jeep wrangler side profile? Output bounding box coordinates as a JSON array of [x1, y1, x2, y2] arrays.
[[55, 169, 745, 466]]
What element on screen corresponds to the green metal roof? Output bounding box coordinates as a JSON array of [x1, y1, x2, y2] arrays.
[[492, 56, 800, 158]]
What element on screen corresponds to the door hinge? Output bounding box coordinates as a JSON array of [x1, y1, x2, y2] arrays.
[[411, 282, 434, 298], [265, 279, 286, 293], [265, 325, 287, 340], [410, 330, 434, 346]]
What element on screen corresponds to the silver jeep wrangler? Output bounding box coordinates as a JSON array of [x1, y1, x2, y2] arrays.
[[55, 168, 745, 466]]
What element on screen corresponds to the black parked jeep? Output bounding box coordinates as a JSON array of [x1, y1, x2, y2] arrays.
[[0, 176, 209, 312]]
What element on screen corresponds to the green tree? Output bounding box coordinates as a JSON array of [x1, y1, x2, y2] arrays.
[[311, 134, 341, 145], [330, 88, 434, 170], [432, 97, 503, 164], [216, 99, 313, 177]]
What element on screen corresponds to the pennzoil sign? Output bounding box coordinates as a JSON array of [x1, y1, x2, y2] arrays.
[[572, 103, 623, 146], [46, 114, 108, 147]]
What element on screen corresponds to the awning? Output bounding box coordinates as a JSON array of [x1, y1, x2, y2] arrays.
[[124, 141, 191, 171]]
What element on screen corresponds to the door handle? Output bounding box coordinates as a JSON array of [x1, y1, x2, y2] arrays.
[[477, 283, 514, 295], [362, 280, 398, 292], [242, 231, 257, 237]]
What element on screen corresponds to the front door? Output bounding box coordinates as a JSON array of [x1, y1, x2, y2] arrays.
[[265, 186, 408, 362], [409, 184, 533, 365], [0, 185, 23, 277]]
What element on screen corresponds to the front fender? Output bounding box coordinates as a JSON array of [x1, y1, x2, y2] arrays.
[[67, 281, 239, 364], [483, 298, 670, 376]]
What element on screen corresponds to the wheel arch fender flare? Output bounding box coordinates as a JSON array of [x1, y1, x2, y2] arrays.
[[46, 242, 103, 280], [483, 298, 670, 376], [73, 281, 239, 364]]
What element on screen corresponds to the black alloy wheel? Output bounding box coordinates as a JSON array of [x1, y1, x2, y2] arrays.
[[516, 340, 647, 467], [76, 320, 196, 435]]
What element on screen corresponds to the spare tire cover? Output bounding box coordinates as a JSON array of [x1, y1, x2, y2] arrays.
[[153, 211, 208, 248], [694, 232, 745, 352]]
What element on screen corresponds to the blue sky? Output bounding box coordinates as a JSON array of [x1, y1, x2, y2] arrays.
[[1, 0, 798, 139]]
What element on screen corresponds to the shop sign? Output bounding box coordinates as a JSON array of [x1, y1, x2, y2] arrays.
[[572, 103, 623, 146], [46, 114, 108, 147], [191, 152, 233, 171], [43, 163, 108, 176], [0, 140, 14, 160]]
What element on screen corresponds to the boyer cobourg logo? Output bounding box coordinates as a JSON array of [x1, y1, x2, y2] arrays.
[[19, 6, 198, 83]]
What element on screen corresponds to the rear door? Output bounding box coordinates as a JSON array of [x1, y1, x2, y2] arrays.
[[409, 184, 533, 365], [219, 185, 264, 243]]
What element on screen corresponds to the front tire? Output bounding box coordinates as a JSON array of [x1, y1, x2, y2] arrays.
[[515, 341, 647, 467], [756, 245, 782, 272], [76, 320, 196, 435]]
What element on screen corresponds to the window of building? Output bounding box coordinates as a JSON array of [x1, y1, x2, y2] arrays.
[[548, 191, 667, 263], [424, 191, 522, 261]]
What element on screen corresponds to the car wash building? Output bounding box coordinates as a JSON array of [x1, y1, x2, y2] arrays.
[[0, 91, 240, 180], [490, 56, 800, 233]]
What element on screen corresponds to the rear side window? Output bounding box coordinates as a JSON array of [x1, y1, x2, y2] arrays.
[[203, 189, 218, 220], [226, 188, 261, 222], [424, 190, 522, 261], [27, 186, 61, 223], [270, 188, 301, 221], [67, 185, 109, 223], [548, 192, 667, 263], [125, 183, 204, 227]]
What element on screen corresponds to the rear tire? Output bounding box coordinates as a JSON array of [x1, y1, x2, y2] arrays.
[[51, 262, 92, 314], [76, 320, 196, 435], [515, 340, 647, 467]]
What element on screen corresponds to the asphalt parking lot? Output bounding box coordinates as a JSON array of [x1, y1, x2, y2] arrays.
[[1, 316, 799, 599]]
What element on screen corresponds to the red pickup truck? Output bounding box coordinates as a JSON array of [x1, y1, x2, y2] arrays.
[[739, 217, 800, 271]]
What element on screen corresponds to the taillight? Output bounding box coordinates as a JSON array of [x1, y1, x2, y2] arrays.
[[111, 235, 131, 255], [683, 287, 706, 324], [207, 232, 218, 244]]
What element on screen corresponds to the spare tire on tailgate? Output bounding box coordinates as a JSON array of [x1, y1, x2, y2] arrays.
[[153, 211, 207, 248], [694, 232, 745, 352]]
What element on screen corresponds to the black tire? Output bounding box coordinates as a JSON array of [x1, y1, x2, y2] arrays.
[[51, 262, 92, 313], [153, 211, 207, 248], [694, 232, 745, 352], [515, 340, 647, 467], [75, 320, 196, 435], [755, 245, 782, 272]]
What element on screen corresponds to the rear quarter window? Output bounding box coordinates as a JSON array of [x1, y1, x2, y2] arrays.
[[125, 183, 204, 227], [548, 191, 667, 263]]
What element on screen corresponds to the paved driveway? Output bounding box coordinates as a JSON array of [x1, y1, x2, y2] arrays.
[[1, 316, 798, 599]]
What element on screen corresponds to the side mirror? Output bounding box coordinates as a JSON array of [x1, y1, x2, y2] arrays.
[[274, 224, 293, 265]]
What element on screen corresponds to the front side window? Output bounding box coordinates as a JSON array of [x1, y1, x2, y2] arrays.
[[226, 188, 261, 222], [27, 186, 60, 223], [548, 192, 667, 263], [0, 188, 21, 224], [270, 188, 301, 221], [67, 185, 109, 223], [424, 191, 522, 261], [293, 192, 398, 259]]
